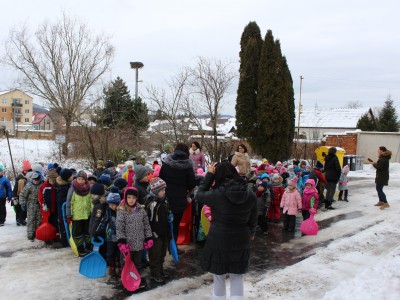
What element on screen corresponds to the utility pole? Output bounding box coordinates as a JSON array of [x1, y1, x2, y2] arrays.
[[297, 76, 304, 142], [130, 62, 144, 99]]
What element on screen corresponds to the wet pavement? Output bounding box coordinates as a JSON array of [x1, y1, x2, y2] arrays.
[[108, 210, 367, 299]]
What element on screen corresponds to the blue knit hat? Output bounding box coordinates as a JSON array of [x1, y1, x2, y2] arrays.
[[98, 174, 112, 186], [107, 186, 121, 205], [90, 182, 105, 196]]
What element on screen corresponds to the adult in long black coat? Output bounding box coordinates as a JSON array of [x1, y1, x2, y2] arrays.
[[159, 143, 196, 250], [371, 146, 392, 209], [323, 147, 341, 209], [196, 161, 257, 300]]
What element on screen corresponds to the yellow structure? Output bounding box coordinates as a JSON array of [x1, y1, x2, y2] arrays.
[[0, 89, 33, 132], [315, 146, 346, 168]]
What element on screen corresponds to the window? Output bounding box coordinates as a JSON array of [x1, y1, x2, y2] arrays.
[[25, 100, 29, 104], [25, 109, 29, 113], [12, 99, 21, 104], [2, 98, 6, 104], [15, 109, 21, 114], [25, 118, 29, 122], [1, 117, 6, 121], [1, 108, 6, 113]]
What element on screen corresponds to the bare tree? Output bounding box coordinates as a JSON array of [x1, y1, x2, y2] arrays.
[[145, 69, 192, 145], [346, 101, 363, 109], [187, 57, 236, 161], [2, 14, 114, 156]]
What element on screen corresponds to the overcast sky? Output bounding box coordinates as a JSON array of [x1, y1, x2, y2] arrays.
[[1, 0, 399, 116]]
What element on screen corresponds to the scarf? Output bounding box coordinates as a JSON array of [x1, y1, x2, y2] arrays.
[[72, 179, 90, 196], [303, 186, 317, 195]]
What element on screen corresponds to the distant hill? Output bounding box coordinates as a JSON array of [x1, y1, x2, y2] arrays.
[[33, 103, 49, 114]]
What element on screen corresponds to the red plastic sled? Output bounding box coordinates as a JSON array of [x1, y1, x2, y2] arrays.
[[121, 249, 141, 292], [177, 202, 192, 245], [35, 211, 57, 241]]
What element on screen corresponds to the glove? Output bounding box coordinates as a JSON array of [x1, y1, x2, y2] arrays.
[[118, 243, 130, 255], [143, 239, 154, 250], [207, 215, 212, 222], [12, 197, 19, 205], [167, 213, 174, 223], [6, 198, 11, 203], [67, 217, 72, 224], [21, 204, 27, 212], [42, 204, 49, 212]]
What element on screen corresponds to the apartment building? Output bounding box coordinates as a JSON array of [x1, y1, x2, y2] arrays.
[[0, 89, 33, 132]]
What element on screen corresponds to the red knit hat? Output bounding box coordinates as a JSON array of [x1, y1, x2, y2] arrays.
[[22, 160, 31, 172]]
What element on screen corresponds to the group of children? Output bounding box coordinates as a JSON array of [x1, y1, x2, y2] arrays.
[[248, 159, 350, 233], [7, 158, 173, 287]]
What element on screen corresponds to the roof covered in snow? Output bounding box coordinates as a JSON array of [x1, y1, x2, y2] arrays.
[[295, 107, 372, 128]]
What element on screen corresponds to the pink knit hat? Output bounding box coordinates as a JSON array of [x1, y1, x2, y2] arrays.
[[22, 160, 31, 172], [288, 177, 298, 187], [153, 165, 161, 177], [197, 168, 205, 176]]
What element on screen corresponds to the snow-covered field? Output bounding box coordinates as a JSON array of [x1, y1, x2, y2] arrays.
[[0, 138, 399, 300]]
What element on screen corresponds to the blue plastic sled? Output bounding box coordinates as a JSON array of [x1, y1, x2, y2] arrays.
[[169, 222, 179, 263], [79, 237, 107, 278]]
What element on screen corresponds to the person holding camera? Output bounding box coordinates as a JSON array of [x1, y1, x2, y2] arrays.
[[369, 146, 392, 210]]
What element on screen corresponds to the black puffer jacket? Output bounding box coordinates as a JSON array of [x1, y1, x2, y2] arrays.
[[159, 151, 196, 213], [196, 173, 257, 275], [373, 150, 391, 186], [324, 153, 341, 183]]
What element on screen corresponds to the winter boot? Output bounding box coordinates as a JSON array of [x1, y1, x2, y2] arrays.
[[374, 201, 384, 206], [78, 246, 88, 257], [380, 203, 390, 210], [109, 262, 118, 279]]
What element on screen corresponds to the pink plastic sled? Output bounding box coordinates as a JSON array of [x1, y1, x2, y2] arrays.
[[121, 249, 141, 292], [300, 208, 319, 235]]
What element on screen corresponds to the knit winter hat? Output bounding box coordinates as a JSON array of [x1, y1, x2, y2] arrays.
[[97, 159, 104, 166], [124, 187, 139, 200], [0, 164, 4, 172], [113, 177, 128, 190], [305, 179, 316, 187], [164, 143, 173, 151], [98, 174, 112, 186], [32, 163, 44, 174], [77, 170, 87, 180], [107, 186, 121, 205], [261, 173, 270, 180], [271, 173, 280, 181], [153, 165, 161, 177], [105, 160, 115, 169], [46, 169, 58, 179], [134, 165, 148, 182], [22, 160, 32, 172], [125, 160, 134, 168], [288, 177, 298, 187], [60, 168, 73, 181], [149, 177, 167, 195], [31, 171, 42, 181], [47, 163, 55, 170], [90, 182, 105, 196], [275, 161, 282, 167], [128, 154, 137, 161], [88, 174, 97, 182], [316, 161, 324, 169]]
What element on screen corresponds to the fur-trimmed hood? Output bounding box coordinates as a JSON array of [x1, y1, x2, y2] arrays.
[[56, 176, 71, 186], [379, 150, 392, 159]]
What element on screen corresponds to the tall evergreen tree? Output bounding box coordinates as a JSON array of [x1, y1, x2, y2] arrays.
[[102, 77, 133, 128], [356, 112, 377, 131], [377, 95, 399, 132], [255, 32, 291, 162], [236, 22, 262, 145], [129, 97, 149, 135], [282, 55, 295, 159]]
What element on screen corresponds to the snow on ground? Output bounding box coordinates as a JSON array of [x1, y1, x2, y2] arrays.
[[0, 138, 399, 299]]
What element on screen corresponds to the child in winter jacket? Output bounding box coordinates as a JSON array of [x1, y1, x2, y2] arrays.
[[122, 161, 135, 187], [89, 182, 107, 260], [338, 165, 350, 202], [38, 169, 58, 237], [280, 178, 302, 232], [94, 187, 121, 278], [19, 172, 43, 241], [144, 177, 171, 283], [56, 168, 73, 247], [66, 170, 93, 257], [301, 179, 320, 221], [267, 173, 285, 223], [116, 186, 153, 287], [256, 181, 271, 234]]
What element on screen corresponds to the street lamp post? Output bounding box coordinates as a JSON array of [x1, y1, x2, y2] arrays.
[[130, 62, 144, 99]]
